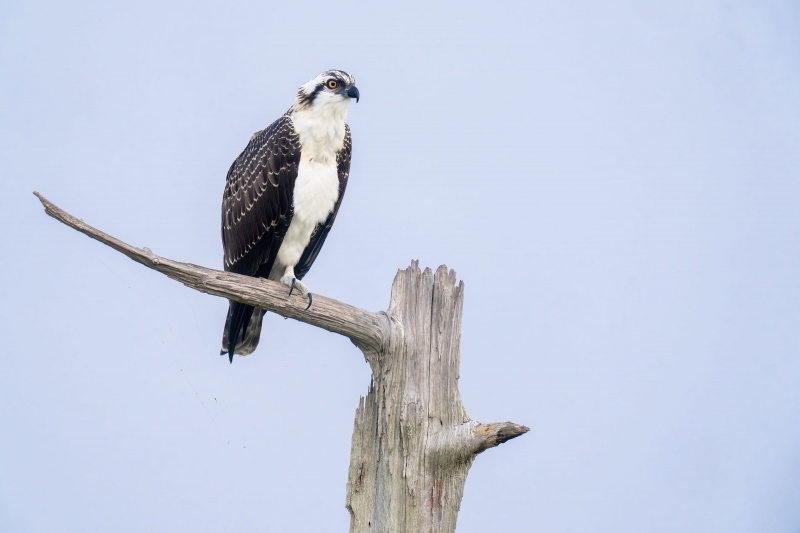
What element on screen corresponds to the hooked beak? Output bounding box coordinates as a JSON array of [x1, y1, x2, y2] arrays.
[[346, 85, 360, 103]]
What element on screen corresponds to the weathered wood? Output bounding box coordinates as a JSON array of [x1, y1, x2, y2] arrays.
[[35, 192, 528, 532], [346, 263, 529, 533], [33, 192, 387, 353]]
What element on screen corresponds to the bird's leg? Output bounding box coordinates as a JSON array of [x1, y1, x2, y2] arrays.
[[280, 267, 313, 310]]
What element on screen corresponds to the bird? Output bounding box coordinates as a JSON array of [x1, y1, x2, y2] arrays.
[[220, 70, 359, 362]]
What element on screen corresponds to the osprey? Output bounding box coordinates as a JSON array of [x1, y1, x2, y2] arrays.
[[220, 70, 359, 362]]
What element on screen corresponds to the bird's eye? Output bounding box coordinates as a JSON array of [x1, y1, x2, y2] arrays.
[[327, 80, 338, 89]]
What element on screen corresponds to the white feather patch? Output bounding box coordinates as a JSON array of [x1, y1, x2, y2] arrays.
[[269, 95, 350, 280]]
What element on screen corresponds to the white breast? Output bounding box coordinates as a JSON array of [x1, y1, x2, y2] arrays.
[[269, 104, 347, 280], [271, 158, 339, 276]]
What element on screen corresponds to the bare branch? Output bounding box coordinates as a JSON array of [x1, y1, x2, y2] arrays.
[[474, 421, 530, 453], [33, 191, 388, 353], [427, 420, 530, 465]]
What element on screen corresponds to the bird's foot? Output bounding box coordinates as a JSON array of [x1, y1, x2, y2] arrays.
[[280, 275, 313, 310]]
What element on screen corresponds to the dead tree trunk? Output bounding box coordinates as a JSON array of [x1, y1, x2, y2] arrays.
[[35, 192, 528, 533], [346, 263, 527, 532]]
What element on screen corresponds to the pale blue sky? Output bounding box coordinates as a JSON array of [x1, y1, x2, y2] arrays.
[[1, 1, 799, 531]]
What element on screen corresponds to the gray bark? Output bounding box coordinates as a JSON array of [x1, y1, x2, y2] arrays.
[[347, 264, 528, 532], [35, 192, 528, 532]]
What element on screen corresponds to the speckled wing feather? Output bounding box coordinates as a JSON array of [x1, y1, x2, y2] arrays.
[[221, 113, 301, 278], [220, 113, 301, 357], [294, 124, 351, 280]]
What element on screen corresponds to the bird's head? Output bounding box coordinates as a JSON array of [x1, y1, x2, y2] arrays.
[[294, 70, 359, 112]]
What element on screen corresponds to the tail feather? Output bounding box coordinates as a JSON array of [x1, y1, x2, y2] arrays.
[[221, 302, 266, 362]]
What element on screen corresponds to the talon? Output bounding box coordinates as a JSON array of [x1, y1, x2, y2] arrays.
[[288, 278, 296, 297], [305, 293, 313, 311]]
